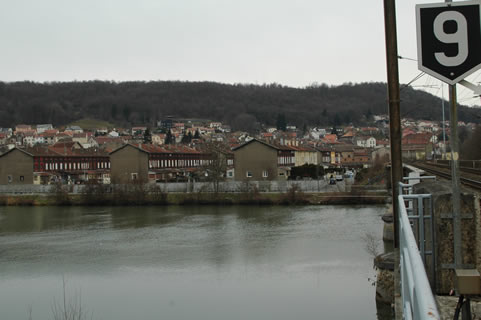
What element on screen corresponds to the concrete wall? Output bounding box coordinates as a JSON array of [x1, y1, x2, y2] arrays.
[[110, 145, 149, 184], [234, 141, 278, 181], [0, 149, 33, 184], [0, 184, 82, 194]]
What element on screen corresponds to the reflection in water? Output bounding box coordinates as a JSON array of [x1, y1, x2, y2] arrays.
[[0, 205, 386, 320]]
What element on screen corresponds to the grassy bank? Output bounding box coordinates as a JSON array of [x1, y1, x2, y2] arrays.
[[0, 189, 389, 207]]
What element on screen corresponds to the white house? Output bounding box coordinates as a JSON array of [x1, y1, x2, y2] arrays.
[[36, 124, 53, 134], [23, 134, 35, 146], [209, 122, 222, 129], [309, 128, 327, 140], [355, 136, 376, 148], [33, 136, 46, 145], [65, 126, 84, 133]]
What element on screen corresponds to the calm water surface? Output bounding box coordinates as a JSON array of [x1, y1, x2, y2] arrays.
[[0, 205, 385, 319]]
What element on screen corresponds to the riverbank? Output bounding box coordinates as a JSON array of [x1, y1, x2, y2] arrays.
[[0, 190, 389, 206]]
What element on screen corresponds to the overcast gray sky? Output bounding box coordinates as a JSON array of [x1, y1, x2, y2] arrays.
[[0, 0, 480, 105]]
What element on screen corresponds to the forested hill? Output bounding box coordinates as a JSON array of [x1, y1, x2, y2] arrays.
[[0, 81, 479, 130]]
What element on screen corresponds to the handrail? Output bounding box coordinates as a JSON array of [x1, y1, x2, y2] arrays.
[[402, 176, 437, 181], [399, 194, 440, 320]]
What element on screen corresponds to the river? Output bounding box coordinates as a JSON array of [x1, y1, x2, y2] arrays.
[[0, 205, 386, 319]]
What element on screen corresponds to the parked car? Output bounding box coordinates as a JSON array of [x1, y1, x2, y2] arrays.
[[344, 171, 354, 178], [335, 174, 343, 181]]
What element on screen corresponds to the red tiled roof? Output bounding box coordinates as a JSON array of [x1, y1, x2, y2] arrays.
[[402, 133, 432, 145], [402, 129, 417, 138], [140, 144, 202, 154], [25, 145, 108, 157], [322, 134, 338, 144], [95, 136, 125, 145], [16, 125, 32, 130], [73, 133, 87, 138]]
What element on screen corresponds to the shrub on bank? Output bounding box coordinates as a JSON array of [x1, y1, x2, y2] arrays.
[[81, 181, 110, 205], [147, 184, 168, 205], [236, 183, 274, 205], [279, 184, 309, 205], [49, 182, 71, 206], [111, 183, 146, 205]]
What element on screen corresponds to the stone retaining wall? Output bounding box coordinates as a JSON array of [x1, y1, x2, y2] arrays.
[[413, 181, 480, 295]]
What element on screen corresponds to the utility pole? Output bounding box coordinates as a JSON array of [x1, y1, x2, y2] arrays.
[[444, 0, 462, 271], [384, 0, 402, 247]]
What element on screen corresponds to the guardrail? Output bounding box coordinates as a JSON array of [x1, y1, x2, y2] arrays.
[[399, 193, 440, 320]]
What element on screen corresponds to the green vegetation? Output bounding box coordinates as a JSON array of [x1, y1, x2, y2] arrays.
[[289, 164, 325, 180], [279, 184, 309, 205], [355, 155, 390, 188], [461, 125, 481, 160], [67, 118, 115, 130]]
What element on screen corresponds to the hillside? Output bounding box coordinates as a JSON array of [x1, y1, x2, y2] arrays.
[[0, 81, 479, 130]]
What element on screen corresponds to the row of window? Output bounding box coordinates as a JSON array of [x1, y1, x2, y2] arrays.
[[6, 175, 24, 183], [148, 159, 213, 169], [246, 170, 269, 178], [278, 157, 295, 165], [40, 162, 110, 171]]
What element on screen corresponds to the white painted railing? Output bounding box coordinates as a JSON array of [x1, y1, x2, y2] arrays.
[[399, 194, 440, 320]]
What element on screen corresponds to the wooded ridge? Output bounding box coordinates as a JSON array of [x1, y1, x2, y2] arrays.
[[0, 81, 479, 130]]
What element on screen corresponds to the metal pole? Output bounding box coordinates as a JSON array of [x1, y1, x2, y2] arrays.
[[442, 83, 447, 159], [449, 84, 463, 269], [418, 196, 425, 265], [384, 0, 403, 247], [445, 0, 462, 271]]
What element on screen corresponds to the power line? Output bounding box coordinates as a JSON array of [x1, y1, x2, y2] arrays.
[[401, 72, 426, 91], [398, 55, 417, 62]]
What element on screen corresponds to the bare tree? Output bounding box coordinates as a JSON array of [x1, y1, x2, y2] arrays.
[[362, 232, 381, 258], [202, 142, 228, 193], [51, 276, 92, 320]]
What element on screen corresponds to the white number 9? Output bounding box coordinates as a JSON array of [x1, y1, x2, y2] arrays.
[[433, 11, 469, 67]]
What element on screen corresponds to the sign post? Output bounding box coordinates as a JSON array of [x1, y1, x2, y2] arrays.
[[416, 0, 481, 270]]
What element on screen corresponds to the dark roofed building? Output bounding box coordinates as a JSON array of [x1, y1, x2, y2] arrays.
[[110, 143, 213, 183], [27, 145, 110, 184], [110, 144, 149, 184], [0, 148, 34, 184], [232, 139, 294, 181]]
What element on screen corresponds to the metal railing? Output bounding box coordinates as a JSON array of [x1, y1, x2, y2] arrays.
[[399, 177, 437, 290], [398, 176, 436, 196], [399, 194, 440, 320]]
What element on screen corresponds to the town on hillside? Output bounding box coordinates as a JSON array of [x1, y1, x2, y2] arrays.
[[0, 116, 476, 185]]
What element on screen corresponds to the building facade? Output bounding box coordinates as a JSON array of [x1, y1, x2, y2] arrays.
[[233, 139, 294, 181], [0, 148, 34, 184], [110, 144, 149, 183]]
